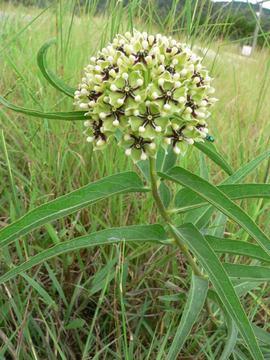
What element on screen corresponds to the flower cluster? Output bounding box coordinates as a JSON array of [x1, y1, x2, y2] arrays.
[[74, 30, 217, 161]]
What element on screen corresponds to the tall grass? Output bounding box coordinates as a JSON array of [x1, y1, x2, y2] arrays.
[[0, 1, 269, 358]]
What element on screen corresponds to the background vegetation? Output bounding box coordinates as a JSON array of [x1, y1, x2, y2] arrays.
[[3, 0, 270, 46], [0, 0, 269, 358]]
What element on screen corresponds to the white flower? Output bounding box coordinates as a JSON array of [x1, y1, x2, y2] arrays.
[[186, 138, 194, 145], [139, 126, 145, 133], [125, 148, 132, 156], [86, 136, 94, 142], [122, 72, 129, 80], [84, 120, 91, 127], [140, 152, 147, 161], [110, 84, 118, 92], [173, 146, 181, 154], [80, 103, 89, 109], [81, 88, 89, 96], [99, 112, 107, 119], [113, 119, 120, 126], [134, 95, 141, 102]]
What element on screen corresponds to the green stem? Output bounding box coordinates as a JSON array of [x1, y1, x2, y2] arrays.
[[148, 156, 202, 277], [148, 156, 219, 325]]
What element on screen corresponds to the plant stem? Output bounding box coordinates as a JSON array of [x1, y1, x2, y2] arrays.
[[148, 156, 219, 325], [148, 156, 203, 277]]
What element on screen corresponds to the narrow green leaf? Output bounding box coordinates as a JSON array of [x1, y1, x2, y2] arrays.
[[167, 274, 208, 360], [0, 95, 88, 120], [206, 236, 270, 263], [160, 167, 270, 257], [220, 315, 238, 360], [207, 290, 242, 359], [180, 150, 270, 229], [0, 172, 147, 248], [175, 223, 263, 360], [159, 182, 171, 208], [208, 288, 266, 357], [156, 146, 166, 172], [136, 159, 150, 181], [223, 150, 270, 185], [224, 264, 270, 281], [0, 225, 167, 284], [252, 325, 270, 345], [44, 262, 68, 307], [175, 184, 270, 213], [209, 212, 227, 238], [65, 319, 85, 330], [21, 273, 57, 309], [89, 258, 117, 296], [194, 141, 234, 175], [234, 346, 251, 360], [156, 145, 177, 173], [158, 293, 185, 302], [162, 146, 177, 173], [234, 282, 263, 297], [37, 38, 76, 97]]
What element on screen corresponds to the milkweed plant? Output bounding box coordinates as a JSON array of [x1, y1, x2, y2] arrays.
[[0, 30, 270, 359]]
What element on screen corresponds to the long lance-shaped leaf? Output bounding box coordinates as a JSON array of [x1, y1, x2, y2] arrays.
[[37, 39, 76, 97], [175, 184, 270, 212], [167, 274, 208, 360], [0, 172, 147, 248], [224, 264, 270, 281], [160, 167, 270, 257], [201, 150, 270, 232], [194, 141, 234, 175], [0, 225, 167, 284], [0, 95, 88, 120], [175, 223, 264, 360], [206, 236, 270, 263], [180, 150, 270, 228]]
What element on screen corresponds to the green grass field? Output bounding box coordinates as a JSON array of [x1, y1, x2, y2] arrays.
[[0, 1, 270, 359]]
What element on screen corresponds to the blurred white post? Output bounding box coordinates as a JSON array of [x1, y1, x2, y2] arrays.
[[242, 45, 252, 56]]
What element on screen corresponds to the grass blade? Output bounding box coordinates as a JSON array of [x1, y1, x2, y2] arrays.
[[0, 95, 88, 120], [160, 167, 270, 257], [175, 223, 264, 360], [21, 273, 57, 309], [37, 38, 76, 97], [0, 172, 146, 248], [167, 274, 208, 360], [0, 225, 167, 284]]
